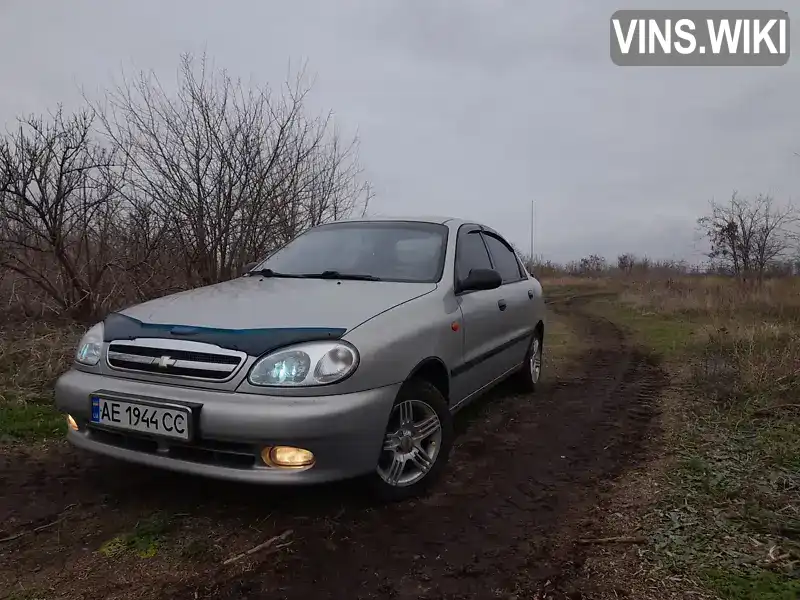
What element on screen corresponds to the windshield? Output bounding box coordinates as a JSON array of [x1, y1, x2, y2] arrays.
[[252, 221, 449, 283]]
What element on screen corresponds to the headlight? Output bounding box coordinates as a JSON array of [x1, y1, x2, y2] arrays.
[[75, 322, 104, 366], [248, 341, 359, 387]]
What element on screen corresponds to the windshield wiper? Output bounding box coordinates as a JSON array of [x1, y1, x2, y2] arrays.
[[249, 268, 307, 279], [251, 268, 382, 281], [302, 270, 383, 281]]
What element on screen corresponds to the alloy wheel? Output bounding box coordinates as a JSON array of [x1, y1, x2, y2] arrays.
[[529, 337, 542, 383], [377, 399, 443, 487]]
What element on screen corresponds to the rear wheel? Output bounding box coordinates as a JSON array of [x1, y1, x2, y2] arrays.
[[367, 379, 453, 502], [513, 330, 543, 393]]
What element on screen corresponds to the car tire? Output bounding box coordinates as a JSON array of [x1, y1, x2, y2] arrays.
[[513, 329, 543, 393], [367, 379, 454, 503]]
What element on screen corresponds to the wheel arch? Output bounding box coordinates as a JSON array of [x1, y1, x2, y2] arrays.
[[404, 357, 450, 404]]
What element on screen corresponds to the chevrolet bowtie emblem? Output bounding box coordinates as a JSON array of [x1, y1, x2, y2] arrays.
[[156, 355, 177, 369]]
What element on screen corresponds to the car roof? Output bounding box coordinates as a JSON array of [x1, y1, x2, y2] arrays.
[[329, 214, 474, 228], [313, 215, 516, 250]]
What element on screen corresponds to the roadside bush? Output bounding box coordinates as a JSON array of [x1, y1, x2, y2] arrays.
[[0, 52, 370, 322]]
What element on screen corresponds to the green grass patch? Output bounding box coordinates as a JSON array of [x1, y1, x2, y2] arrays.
[[98, 514, 172, 559], [0, 322, 78, 443], [651, 420, 800, 571], [701, 568, 800, 600], [0, 400, 63, 442], [579, 292, 800, 599], [591, 298, 699, 359], [628, 311, 800, 599]]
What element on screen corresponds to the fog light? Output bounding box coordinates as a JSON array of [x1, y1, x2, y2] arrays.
[[261, 446, 315, 468], [66, 414, 79, 431]]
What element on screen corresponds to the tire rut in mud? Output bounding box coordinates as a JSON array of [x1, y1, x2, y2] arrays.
[[161, 299, 669, 600]]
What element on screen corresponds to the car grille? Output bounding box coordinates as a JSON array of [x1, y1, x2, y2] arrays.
[[87, 426, 258, 469], [106, 338, 246, 381]]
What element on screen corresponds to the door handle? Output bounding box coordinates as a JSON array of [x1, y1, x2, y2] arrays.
[[498, 299, 507, 311], [528, 289, 534, 299]]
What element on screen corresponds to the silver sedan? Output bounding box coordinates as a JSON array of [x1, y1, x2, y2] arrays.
[[55, 216, 546, 501]]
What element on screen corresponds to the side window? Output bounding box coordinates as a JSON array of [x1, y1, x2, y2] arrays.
[[517, 254, 532, 277], [455, 229, 492, 282], [482, 233, 524, 283]]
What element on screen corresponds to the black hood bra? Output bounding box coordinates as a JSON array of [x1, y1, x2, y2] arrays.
[[103, 312, 347, 357]]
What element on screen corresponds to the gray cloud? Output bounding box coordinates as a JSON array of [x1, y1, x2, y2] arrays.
[[0, 0, 796, 263]]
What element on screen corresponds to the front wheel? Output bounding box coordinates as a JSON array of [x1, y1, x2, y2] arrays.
[[367, 379, 453, 502]]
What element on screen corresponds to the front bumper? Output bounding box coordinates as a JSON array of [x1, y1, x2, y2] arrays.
[[55, 369, 400, 484]]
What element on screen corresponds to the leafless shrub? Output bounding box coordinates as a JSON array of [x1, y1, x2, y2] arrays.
[[575, 254, 607, 276], [0, 108, 127, 320], [617, 253, 636, 275], [92, 52, 371, 288], [0, 52, 370, 322], [517, 251, 568, 278], [697, 191, 799, 284]]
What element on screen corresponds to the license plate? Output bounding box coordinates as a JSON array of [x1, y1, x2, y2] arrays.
[[90, 396, 192, 441]]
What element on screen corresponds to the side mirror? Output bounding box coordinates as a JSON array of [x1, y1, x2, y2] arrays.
[[458, 268, 502, 293], [241, 261, 258, 276]]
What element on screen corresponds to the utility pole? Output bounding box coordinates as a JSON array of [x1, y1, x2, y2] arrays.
[[529, 200, 535, 261]]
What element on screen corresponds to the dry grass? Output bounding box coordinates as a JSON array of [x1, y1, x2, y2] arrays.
[[542, 307, 585, 378], [0, 320, 83, 442], [0, 321, 82, 398], [584, 275, 800, 600], [620, 276, 800, 321], [541, 275, 620, 292]]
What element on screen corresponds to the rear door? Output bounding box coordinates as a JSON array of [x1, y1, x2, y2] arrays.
[[451, 225, 520, 404], [480, 229, 536, 368]]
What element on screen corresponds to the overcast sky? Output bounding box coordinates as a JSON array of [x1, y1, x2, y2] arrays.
[[0, 0, 796, 263]]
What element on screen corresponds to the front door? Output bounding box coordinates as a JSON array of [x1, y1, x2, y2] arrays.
[[450, 225, 520, 405]]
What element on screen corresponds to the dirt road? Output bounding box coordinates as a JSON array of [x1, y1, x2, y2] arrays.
[[0, 298, 667, 600]]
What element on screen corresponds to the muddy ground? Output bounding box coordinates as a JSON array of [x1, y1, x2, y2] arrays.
[[0, 297, 668, 599]]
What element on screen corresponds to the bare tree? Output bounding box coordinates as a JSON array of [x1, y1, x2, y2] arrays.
[[698, 192, 798, 282], [91, 52, 371, 286], [0, 53, 373, 321], [579, 254, 607, 275], [0, 108, 125, 320], [617, 253, 636, 275]]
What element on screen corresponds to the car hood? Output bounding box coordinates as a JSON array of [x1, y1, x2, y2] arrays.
[[117, 276, 437, 331]]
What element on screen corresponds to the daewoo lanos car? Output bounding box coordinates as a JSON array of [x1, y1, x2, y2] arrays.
[[55, 216, 546, 500]]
